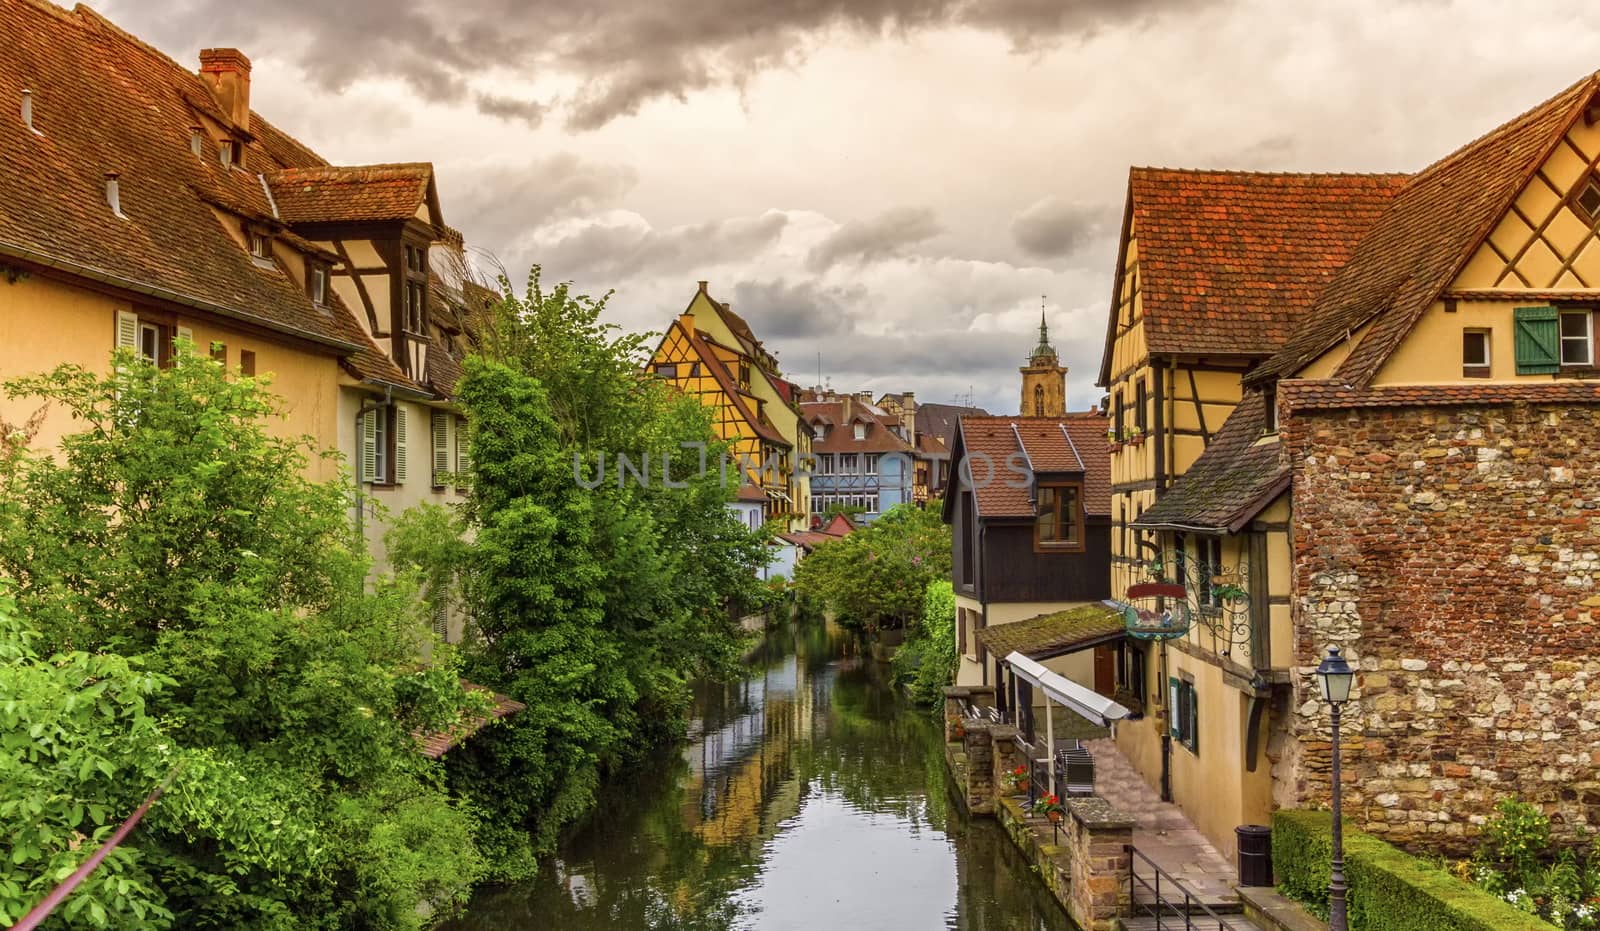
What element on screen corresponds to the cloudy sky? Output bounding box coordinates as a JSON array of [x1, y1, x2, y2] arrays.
[[105, 0, 1600, 413]]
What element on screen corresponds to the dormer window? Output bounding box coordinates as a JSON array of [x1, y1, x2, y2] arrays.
[[814, 423, 828, 441], [249, 231, 270, 259], [403, 244, 428, 334], [219, 139, 238, 168], [853, 422, 866, 441], [307, 261, 329, 305]]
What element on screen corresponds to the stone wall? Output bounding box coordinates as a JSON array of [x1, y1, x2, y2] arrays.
[[1285, 400, 1600, 852]]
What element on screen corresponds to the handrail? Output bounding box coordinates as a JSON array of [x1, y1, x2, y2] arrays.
[[1125, 844, 1254, 931]]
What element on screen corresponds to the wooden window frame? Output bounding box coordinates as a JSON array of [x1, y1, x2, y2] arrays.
[[1262, 387, 1278, 434], [402, 243, 429, 336], [1571, 171, 1600, 227], [307, 261, 330, 306], [240, 349, 257, 377], [1560, 310, 1593, 367], [1169, 676, 1198, 753], [1135, 378, 1148, 432], [655, 363, 678, 378], [248, 229, 270, 260], [1463, 328, 1492, 378], [1033, 481, 1085, 553]]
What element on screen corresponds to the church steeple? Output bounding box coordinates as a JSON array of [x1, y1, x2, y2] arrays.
[[1020, 297, 1067, 416]]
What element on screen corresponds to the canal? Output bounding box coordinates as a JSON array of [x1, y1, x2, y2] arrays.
[[442, 617, 1078, 930]]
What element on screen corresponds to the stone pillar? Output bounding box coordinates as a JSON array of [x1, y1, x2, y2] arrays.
[[942, 685, 972, 743], [963, 723, 995, 815], [1064, 798, 1135, 931], [968, 684, 997, 713], [990, 724, 1025, 806]]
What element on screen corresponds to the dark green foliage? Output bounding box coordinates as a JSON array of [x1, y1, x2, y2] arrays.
[[892, 580, 957, 705], [793, 504, 951, 632], [1272, 809, 1551, 931], [0, 350, 485, 929], [434, 269, 766, 879]]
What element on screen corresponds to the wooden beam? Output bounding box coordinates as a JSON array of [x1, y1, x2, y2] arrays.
[[1187, 368, 1211, 445]]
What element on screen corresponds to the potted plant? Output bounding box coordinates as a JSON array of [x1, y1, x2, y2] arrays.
[[1033, 793, 1065, 823], [1127, 425, 1144, 446], [1212, 581, 1248, 604], [951, 720, 966, 741], [1009, 764, 1030, 793]]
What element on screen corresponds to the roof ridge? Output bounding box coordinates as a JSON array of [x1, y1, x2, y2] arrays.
[[1131, 166, 1411, 180]]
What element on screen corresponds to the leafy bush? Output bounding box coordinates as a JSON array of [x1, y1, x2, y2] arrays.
[[1273, 809, 1553, 931], [793, 503, 950, 631], [893, 580, 957, 705], [1470, 799, 1600, 929]]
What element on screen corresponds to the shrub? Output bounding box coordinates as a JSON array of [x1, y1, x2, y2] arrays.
[[1273, 809, 1552, 931]]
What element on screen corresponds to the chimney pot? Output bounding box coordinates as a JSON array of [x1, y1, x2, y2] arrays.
[[198, 48, 252, 129], [697, 280, 708, 292]]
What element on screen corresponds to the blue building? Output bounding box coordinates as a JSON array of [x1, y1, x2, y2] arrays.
[[800, 393, 914, 523]]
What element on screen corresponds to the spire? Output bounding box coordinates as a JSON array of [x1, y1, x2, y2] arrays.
[[1030, 296, 1057, 363]]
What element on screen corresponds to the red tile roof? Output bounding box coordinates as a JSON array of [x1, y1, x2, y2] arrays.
[[1100, 169, 1406, 382], [1252, 73, 1600, 388], [0, 0, 440, 395], [1136, 391, 1287, 533], [417, 682, 526, 759], [1280, 378, 1600, 410], [952, 413, 1110, 519], [802, 400, 914, 454], [267, 163, 434, 225]]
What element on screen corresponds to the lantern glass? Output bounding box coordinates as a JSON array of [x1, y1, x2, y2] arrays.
[[1316, 646, 1354, 704]]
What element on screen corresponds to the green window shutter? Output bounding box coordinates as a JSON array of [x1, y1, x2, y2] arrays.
[[1169, 677, 1181, 740], [431, 411, 449, 487], [360, 411, 377, 484], [394, 407, 408, 483], [1514, 306, 1560, 374]]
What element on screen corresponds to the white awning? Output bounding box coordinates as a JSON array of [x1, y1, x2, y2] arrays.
[[1004, 651, 1132, 728]]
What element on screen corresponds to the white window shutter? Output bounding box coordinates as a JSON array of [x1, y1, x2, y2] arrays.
[[431, 411, 449, 486], [360, 411, 377, 483], [455, 416, 471, 480], [394, 407, 408, 483], [175, 325, 193, 352], [115, 310, 139, 349]]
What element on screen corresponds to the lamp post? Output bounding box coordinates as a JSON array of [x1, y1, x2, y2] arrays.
[[1315, 645, 1355, 931]]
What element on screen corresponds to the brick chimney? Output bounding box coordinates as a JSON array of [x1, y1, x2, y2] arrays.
[[199, 48, 251, 129]]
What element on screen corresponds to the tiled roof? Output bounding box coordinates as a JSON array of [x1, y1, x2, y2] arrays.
[[1136, 391, 1288, 533], [803, 400, 914, 454], [735, 483, 768, 503], [1280, 378, 1600, 410], [915, 402, 989, 450], [778, 529, 844, 551], [267, 163, 433, 226], [1252, 73, 1600, 387], [417, 682, 526, 759], [1112, 168, 1407, 372], [0, 0, 445, 396], [954, 413, 1110, 519], [975, 604, 1125, 660]]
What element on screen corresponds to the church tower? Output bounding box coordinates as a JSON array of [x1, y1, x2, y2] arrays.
[[1019, 309, 1067, 416]]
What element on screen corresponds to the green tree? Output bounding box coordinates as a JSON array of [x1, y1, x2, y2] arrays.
[[893, 579, 958, 705], [793, 503, 951, 632], [423, 269, 766, 879], [0, 349, 485, 929]]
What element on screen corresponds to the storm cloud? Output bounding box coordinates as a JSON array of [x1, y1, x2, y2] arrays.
[[1010, 198, 1111, 259], [730, 279, 868, 339], [109, 0, 1218, 130], [807, 207, 943, 269]]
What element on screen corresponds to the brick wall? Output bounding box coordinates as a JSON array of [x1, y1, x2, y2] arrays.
[[1285, 400, 1600, 853]]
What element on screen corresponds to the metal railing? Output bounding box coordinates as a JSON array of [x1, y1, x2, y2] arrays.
[[1125, 844, 1254, 931]]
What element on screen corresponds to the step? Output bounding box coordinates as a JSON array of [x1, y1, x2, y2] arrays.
[[1117, 915, 1265, 931]]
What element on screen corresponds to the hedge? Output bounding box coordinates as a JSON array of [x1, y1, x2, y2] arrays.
[[1272, 810, 1551, 931]]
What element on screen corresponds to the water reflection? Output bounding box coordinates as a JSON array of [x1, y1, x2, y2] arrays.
[[443, 618, 1078, 931]]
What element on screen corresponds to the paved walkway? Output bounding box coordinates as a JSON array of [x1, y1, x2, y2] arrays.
[[1083, 737, 1241, 911]]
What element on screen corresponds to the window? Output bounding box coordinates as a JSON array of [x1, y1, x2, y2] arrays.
[[455, 415, 471, 482], [1136, 379, 1148, 432], [1034, 383, 1045, 416], [1262, 387, 1278, 433], [839, 453, 859, 473], [249, 231, 269, 259], [853, 422, 867, 441], [362, 406, 391, 485], [1514, 306, 1561, 374], [1575, 172, 1600, 226], [431, 410, 450, 488], [1113, 388, 1124, 439], [308, 263, 328, 305], [817, 453, 834, 475], [209, 341, 226, 363], [958, 608, 968, 654], [1117, 645, 1146, 710], [219, 139, 236, 167], [654, 363, 678, 378], [1197, 535, 1223, 610], [1463, 329, 1491, 378], [864, 454, 879, 475], [1561, 311, 1592, 366], [1035, 482, 1083, 551], [814, 423, 828, 441], [738, 362, 750, 388], [1169, 677, 1198, 752], [240, 349, 256, 377], [403, 244, 428, 334]]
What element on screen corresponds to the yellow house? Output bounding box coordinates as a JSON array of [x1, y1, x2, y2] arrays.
[[1116, 70, 1600, 856], [648, 282, 811, 530], [1096, 168, 1406, 854], [0, 1, 476, 640]]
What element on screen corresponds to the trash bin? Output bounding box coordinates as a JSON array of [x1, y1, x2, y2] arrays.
[[1236, 824, 1272, 887]]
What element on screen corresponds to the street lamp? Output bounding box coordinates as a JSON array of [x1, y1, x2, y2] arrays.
[[1315, 645, 1355, 931]]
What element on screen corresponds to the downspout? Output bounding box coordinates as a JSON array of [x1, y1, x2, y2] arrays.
[[353, 387, 392, 543], [1160, 639, 1173, 802]]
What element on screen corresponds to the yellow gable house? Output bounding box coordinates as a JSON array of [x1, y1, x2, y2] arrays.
[[649, 282, 811, 530], [0, 1, 479, 642], [1113, 71, 1600, 858]]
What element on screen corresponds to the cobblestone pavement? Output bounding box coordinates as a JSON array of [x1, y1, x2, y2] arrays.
[[1083, 738, 1241, 910]]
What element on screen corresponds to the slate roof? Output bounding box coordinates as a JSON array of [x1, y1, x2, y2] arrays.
[[975, 604, 1125, 660], [266, 163, 434, 225], [417, 682, 526, 759], [1135, 391, 1288, 533], [1100, 168, 1407, 381], [0, 0, 442, 395], [915, 402, 989, 451], [1250, 73, 1600, 387], [952, 413, 1110, 519]]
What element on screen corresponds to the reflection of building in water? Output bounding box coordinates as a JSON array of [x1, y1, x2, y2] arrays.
[[679, 650, 830, 849]]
